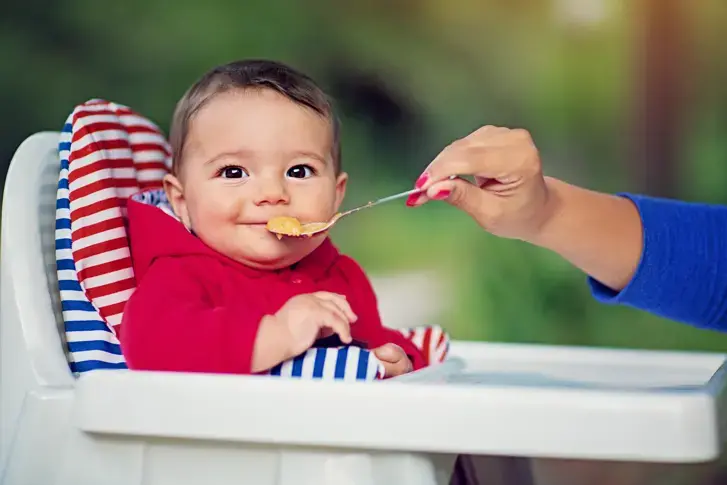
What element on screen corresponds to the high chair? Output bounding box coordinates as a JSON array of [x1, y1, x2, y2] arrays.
[[2, 107, 727, 485]]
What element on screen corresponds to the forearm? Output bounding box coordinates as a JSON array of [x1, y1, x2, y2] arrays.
[[529, 177, 727, 330], [529, 176, 643, 291]]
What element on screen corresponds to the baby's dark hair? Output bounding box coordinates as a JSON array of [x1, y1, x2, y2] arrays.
[[169, 59, 341, 175]]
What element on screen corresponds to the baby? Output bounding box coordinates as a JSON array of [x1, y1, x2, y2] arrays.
[[120, 59, 425, 377]]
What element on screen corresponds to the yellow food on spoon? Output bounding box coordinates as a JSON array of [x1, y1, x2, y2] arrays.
[[266, 214, 341, 239], [266, 216, 302, 239], [299, 222, 329, 233]]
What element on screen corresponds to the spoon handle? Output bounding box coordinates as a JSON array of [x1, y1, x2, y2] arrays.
[[340, 175, 456, 217]]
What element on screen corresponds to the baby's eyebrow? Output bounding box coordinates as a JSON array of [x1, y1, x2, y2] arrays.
[[204, 149, 255, 166], [202, 149, 329, 167], [290, 150, 327, 164]]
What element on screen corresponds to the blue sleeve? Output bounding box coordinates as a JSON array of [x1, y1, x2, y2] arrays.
[[588, 194, 727, 331]]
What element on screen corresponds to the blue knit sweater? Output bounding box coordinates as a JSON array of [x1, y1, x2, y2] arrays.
[[589, 194, 727, 331]]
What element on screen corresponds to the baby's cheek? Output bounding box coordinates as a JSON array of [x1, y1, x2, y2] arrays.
[[189, 201, 234, 238], [298, 184, 337, 214], [200, 196, 240, 222]]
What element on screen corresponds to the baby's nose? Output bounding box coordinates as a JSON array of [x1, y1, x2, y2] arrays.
[[253, 179, 289, 206]]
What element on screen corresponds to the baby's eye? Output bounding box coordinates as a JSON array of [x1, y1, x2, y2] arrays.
[[287, 164, 315, 179], [219, 165, 248, 179]]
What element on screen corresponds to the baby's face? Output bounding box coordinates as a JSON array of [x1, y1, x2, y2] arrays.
[[166, 88, 347, 270]]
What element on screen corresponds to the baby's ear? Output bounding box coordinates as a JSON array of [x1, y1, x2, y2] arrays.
[[163, 174, 192, 228], [334, 172, 348, 211]]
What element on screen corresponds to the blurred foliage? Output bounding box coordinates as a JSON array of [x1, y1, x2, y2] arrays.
[[4, 0, 727, 351]]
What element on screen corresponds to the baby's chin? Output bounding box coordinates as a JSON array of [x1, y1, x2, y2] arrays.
[[230, 238, 323, 271]]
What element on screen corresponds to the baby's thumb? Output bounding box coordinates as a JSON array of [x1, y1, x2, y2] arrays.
[[373, 343, 402, 363], [426, 178, 485, 217]]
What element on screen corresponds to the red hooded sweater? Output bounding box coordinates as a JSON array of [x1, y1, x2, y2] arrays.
[[120, 198, 426, 374]]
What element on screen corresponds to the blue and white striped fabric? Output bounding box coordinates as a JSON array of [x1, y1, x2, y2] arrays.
[[270, 346, 383, 381]]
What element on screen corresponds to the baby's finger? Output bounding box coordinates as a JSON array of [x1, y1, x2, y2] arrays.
[[321, 312, 352, 344], [379, 356, 413, 378], [373, 343, 405, 363], [315, 292, 357, 322], [319, 300, 350, 324], [313, 291, 347, 301]]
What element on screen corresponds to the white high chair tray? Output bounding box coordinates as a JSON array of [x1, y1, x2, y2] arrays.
[[76, 341, 727, 464]]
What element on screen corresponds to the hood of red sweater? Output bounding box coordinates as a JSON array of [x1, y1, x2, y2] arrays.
[[126, 195, 219, 281]]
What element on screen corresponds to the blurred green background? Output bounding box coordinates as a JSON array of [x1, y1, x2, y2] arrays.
[[4, 0, 727, 351]]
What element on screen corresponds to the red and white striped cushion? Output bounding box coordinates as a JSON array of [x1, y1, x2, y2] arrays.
[[399, 325, 449, 365], [67, 99, 171, 330]]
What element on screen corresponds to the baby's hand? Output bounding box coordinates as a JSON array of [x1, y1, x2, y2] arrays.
[[409, 125, 554, 243], [373, 343, 413, 378], [275, 292, 357, 359]]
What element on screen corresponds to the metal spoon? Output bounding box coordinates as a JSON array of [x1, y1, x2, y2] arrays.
[[266, 175, 456, 238]]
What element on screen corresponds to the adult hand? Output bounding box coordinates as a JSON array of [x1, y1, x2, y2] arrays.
[[406, 125, 554, 242], [407, 125, 642, 291]]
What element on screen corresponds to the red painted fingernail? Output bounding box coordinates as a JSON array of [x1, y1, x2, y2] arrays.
[[405, 192, 422, 207], [414, 172, 429, 189], [432, 189, 451, 200]]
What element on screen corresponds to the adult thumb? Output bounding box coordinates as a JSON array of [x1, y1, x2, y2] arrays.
[[426, 178, 486, 218]]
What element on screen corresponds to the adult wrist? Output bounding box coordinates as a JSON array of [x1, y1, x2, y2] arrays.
[[524, 176, 568, 249]]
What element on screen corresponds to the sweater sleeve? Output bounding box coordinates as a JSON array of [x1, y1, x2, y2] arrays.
[[588, 193, 727, 331], [120, 258, 266, 374], [335, 256, 428, 371]]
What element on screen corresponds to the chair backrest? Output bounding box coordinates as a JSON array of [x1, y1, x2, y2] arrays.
[[0, 131, 74, 471]]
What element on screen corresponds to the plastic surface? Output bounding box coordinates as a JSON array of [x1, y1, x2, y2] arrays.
[[401, 341, 727, 462], [73, 342, 727, 463], [2, 132, 726, 485], [1, 132, 74, 474]]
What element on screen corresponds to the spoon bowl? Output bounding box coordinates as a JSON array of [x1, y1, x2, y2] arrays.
[[266, 214, 342, 239]]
